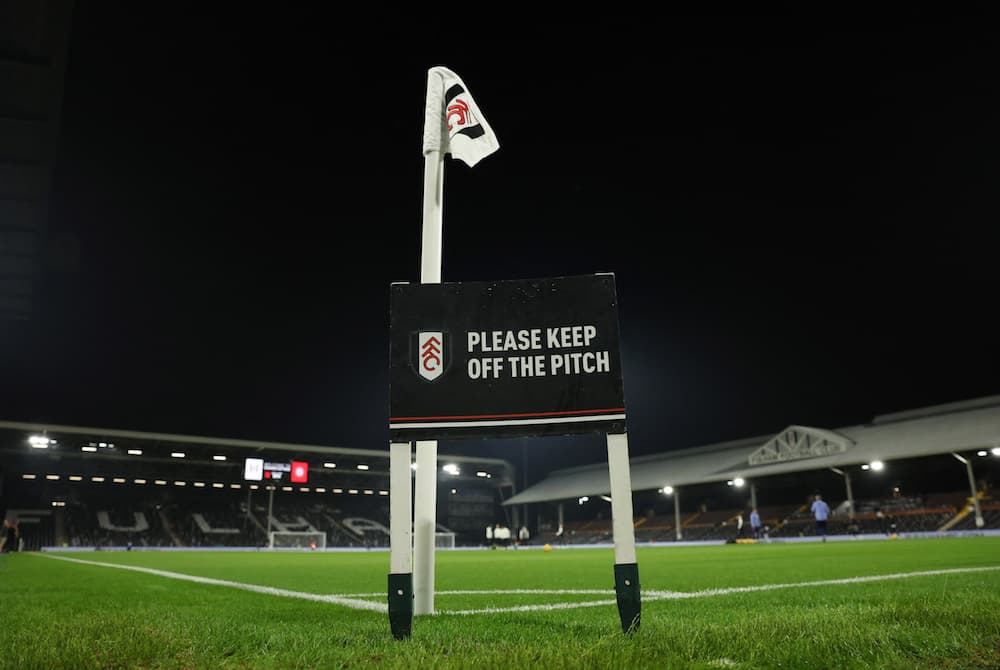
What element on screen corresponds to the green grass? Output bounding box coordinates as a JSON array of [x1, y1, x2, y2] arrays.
[[1, 537, 998, 669]]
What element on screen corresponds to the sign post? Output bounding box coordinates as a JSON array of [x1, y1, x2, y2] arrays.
[[608, 432, 641, 633], [387, 441, 413, 639]]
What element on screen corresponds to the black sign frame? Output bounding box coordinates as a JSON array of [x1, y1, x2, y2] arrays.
[[389, 274, 628, 441]]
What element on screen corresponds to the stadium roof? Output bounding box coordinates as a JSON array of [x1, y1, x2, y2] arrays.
[[503, 395, 1000, 505]]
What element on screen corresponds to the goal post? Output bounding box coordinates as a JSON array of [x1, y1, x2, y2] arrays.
[[434, 531, 456, 549], [268, 531, 327, 550]]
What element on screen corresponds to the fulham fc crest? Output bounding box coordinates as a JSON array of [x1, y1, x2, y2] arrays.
[[412, 331, 450, 382]]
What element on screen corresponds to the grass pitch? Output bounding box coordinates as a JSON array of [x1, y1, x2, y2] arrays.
[[1, 537, 998, 669]]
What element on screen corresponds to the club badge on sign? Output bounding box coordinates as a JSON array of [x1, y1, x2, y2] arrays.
[[413, 331, 449, 382]]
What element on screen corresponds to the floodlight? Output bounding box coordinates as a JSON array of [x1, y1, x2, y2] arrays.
[[662, 485, 674, 495], [992, 447, 1000, 457], [869, 460, 884, 471], [127, 449, 142, 455], [170, 452, 185, 458], [733, 477, 745, 487], [323, 462, 337, 468], [357, 464, 370, 471], [442, 463, 460, 475], [81, 446, 97, 452], [213, 455, 226, 461], [29, 435, 50, 448]]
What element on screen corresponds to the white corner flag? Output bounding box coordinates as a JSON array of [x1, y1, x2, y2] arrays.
[[422, 66, 499, 167]]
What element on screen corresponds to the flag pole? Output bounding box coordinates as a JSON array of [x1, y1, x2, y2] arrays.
[[413, 147, 444, 617], [392, 66, 497, 635]]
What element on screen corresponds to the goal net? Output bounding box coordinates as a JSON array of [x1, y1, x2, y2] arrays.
[[269, 531, 327, 550], [435, 531, 456, 549]]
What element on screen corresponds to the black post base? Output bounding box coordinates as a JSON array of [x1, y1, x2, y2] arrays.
[[613, 563, 641, 634], [388, 573, 413, 639]]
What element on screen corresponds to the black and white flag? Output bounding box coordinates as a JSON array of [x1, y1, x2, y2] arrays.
[[422, 66, 499, 167]]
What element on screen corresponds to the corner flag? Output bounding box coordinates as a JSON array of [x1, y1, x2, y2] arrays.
[[422, 66, 499, 167]]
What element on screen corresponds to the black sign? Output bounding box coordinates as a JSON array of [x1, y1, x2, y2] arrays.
[[389, 274, 628, 440]]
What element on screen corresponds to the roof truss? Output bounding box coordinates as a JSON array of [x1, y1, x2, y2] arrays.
[[748, 425, 853, 466]]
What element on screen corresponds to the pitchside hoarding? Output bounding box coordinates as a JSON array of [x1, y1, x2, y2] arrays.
[[389, 274, 627, 441]]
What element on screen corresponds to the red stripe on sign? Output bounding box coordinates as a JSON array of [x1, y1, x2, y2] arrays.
[[390, 408, 626, 422]]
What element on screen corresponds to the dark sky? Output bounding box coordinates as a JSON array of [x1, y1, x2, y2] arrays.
[[3, 10, 999, 477]]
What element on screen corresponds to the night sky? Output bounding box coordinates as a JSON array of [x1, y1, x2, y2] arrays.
[[2, 11, 998, 479]]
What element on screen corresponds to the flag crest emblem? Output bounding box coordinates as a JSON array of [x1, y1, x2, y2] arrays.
[[423, 67, 499, 167]]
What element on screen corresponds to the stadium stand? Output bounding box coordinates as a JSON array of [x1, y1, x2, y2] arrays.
[[532, 492, 998, 545]]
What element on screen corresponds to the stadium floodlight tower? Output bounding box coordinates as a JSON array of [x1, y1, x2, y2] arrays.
[[662, 486, 682, 541], [387, 66, 639, 640]]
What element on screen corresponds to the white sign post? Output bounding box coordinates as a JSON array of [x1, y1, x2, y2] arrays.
[[607, 432, 641, 632]]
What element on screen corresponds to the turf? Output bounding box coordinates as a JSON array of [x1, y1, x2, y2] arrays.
[[1, 537, 998, 669]]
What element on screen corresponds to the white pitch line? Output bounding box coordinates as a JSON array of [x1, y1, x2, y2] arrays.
[[340, 589, 614, 598], [37, 554, 1000, 617], [442, 565, 1000, 615], [37, 553, 387, 613]]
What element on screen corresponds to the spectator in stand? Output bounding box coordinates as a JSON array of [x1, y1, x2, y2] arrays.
[[811, 494, 831, 541], [749, 508, 761, 539], [485, 524, 493, 548]]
